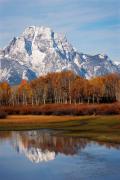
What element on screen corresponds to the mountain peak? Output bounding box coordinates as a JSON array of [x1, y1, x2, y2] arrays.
[[22, 26, 53, 41], [98, 54, 108, 60], [0, 26, 120, 85]]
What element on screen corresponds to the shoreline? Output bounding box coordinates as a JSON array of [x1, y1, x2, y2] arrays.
[[0, 115, 120, 144]]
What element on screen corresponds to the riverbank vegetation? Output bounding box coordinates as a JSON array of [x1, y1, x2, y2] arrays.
[[0, 103, 120, 115], [0, 111, 7, 119], [0, 115, 120, 143]]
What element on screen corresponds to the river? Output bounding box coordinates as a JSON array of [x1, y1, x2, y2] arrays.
[[0, 130, 120, 180]]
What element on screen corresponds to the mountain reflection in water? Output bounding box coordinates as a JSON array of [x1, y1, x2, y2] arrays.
[[0, 130, 120, 164]]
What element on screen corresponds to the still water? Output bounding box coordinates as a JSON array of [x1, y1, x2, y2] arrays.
[[0, 130, 120, 180]]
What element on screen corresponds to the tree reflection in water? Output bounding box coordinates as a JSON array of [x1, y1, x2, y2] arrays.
[[0, 130, 120, 163]]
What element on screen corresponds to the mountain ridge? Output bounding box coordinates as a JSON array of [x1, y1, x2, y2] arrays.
[[0, 26, 120, 85]]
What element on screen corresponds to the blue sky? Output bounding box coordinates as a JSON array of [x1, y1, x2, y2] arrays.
[[0, 0, 120, 61]]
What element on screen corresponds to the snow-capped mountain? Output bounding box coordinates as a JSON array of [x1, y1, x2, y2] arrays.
[[117, 64, 120, 71], [0, 57, 36, 85], [0, 26, 120, 84], [78, 54, 120, 78]]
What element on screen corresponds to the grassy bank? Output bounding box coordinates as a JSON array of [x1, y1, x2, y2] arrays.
[[0, 115, 120, 143]]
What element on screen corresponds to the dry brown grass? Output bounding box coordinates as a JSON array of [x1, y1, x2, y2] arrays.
[[0, 115, 81, 124]]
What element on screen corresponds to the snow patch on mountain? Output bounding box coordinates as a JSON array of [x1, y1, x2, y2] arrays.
[[114, 61, 120, 65]]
